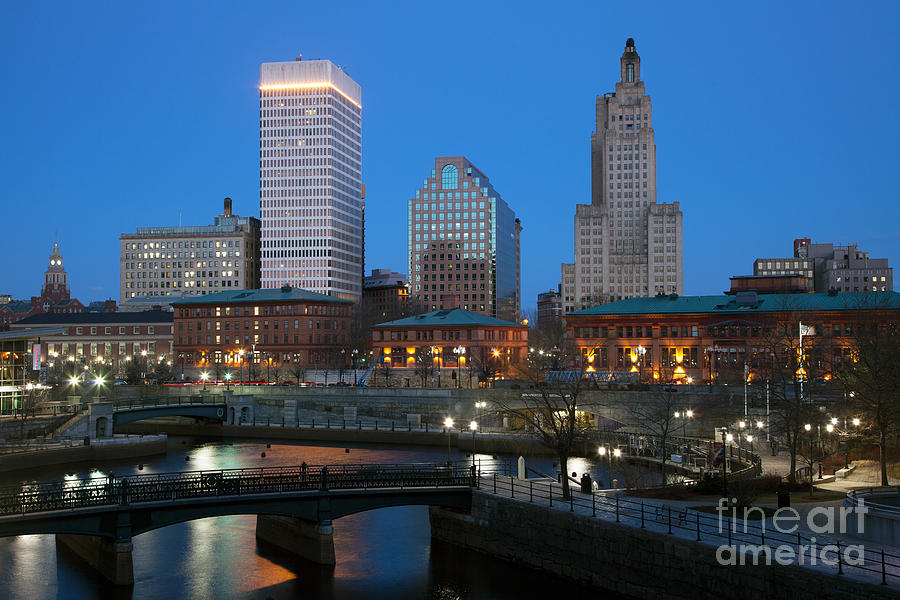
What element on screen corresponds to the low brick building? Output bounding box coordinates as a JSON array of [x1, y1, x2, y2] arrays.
[[172, 286, 352, 373], [11, 311, 174, 377], [566, 291, 900, 384], [372, 308, 528, 383]]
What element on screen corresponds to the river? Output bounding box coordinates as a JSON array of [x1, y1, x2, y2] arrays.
[[0, 437, 632, 599]]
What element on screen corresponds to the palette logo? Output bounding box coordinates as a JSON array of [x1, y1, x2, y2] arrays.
[[714, 498, 867, 566]]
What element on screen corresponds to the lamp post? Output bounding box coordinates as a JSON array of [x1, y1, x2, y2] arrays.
[[720, 428, 731, 501], [453, 345, 466, 388], [238, 349, 245, 385], [200, 371, 209, 392], [352, 349, 359, 386], [225, 372, 232, 391], [469, 420, 478, 467], [674, 409, 693, 440], [444, 416, 454, 464], [140, 350, 148, 384]]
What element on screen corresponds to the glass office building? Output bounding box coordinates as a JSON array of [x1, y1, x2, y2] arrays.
[[407, 157, 521, 322]]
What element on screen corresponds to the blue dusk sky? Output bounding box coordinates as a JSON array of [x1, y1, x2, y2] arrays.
[[2, 1, 898, 310]]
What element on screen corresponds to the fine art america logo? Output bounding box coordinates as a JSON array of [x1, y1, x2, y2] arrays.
[[714, 498, 867, 567]]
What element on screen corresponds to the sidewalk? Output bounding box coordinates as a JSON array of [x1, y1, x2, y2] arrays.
[[480, 473, 900, 588]]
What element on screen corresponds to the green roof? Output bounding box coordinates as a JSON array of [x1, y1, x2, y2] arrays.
[[567, 291, 900, 318], [373, 308, 525, 328], [171, 287, 350, 306]]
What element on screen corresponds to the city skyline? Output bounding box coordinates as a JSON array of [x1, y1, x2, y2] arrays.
[[2, 2, 898, 309]]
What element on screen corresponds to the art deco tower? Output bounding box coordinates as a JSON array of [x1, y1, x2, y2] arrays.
[[561, 39, 683, 313]]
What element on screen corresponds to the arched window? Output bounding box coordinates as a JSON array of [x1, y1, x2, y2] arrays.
[[441, 164, 458, 189]]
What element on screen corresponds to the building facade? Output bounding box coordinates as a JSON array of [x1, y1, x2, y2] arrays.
[[172, 286, 352, 373], [562, 38, 683, 314], [753, 239, 893, 293], [372, 308, 528, 383], [119, 198, 260, 301], [363, 269, 411, 324], [408, 157, 521, 322], [259, 57, 363, 301], [11, 311, 174, 378], [536, 288, 562, 328], [0, 242, 84, 328], [565, 291, 900, 384]]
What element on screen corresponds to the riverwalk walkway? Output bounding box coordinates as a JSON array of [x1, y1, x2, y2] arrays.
[[477, 471, 900, 589]]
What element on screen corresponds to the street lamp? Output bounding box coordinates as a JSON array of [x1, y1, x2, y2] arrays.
[[94, 375, 105, 400], [238, 349, 245, 385], [719, 428, 729, 501], [140, 350, 148, 384], [225, 372, 232, 391], [352, 349, 359, 386], [453, 345, 466, 388], [469, 420, 478, 467], [444, 416, 454, 464], [200, 371, 209, 391]]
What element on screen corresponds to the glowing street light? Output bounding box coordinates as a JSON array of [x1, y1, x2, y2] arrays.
[[444, 416, 454, 463], [469, 420, 478, 468]]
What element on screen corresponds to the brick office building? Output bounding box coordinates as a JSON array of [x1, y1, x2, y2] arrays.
[[172, 286, 352, 373], [565, 291, 900, 384], [372, 308, 528, 382], [11, 311, 174, 376]]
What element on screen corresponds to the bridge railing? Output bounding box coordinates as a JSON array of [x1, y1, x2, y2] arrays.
[[112, 396, 225, 410], [0, 462, 476, 517]]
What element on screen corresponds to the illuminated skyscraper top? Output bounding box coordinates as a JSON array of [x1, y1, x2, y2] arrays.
[[259, 57, 363, 300]]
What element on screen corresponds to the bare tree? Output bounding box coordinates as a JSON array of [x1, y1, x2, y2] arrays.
[[753, 304, 826, 484], [626, 386, 680, 485], [413, 348, 434, 388], [289, 361, 307, 385], [836, 298, 900, 485]]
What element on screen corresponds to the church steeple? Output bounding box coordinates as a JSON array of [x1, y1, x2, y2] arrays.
[[42, 241, 70, 304], [620, 37, 640, 84]]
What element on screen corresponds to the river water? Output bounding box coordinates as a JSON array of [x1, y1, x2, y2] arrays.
[[0, 437, 631, 599]]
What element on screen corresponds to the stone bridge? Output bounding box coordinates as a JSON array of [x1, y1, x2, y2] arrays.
[[0, 462, 474, 585]]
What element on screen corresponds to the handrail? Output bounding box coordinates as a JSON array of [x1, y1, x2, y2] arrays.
[[846, 486, 900, 517], [0, 461, 478, 518], [482, 474, 900, 586]]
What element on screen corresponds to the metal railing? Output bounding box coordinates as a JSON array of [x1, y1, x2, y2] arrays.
[[476, 469, 900, 587], [0, 462, 477, 518], [112, 396, 224, 410], [847, 486, 900, 517]]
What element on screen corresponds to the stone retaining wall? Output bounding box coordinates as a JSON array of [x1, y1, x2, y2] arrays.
[[0, 436, 167, 474], [429, 491, 896, 600]]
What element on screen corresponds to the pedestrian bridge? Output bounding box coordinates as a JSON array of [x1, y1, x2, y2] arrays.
[[0, 462, 475, 584], [111, 397, 227, 427]]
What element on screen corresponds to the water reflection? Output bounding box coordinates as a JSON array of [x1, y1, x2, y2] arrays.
[[0, 438, 628, 599]]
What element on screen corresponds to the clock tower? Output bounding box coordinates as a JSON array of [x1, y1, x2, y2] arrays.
[[41, 242, 70, 306]]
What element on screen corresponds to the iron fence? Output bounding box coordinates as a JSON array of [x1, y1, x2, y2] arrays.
[[0, 462, 477, 517], [475, 469, 900, 587]]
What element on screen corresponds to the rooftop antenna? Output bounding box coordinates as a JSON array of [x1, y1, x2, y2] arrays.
[[179, 211, 182, 227]]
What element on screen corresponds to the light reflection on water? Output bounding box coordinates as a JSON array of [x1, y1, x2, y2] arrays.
[[0, 437, 629, 600]]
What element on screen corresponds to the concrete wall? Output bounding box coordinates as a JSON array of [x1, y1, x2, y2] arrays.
[[0, 436, 167, 474], [0, 415, 69, 441], [430, 491, 896, 600], [111, 386, 752, 437]]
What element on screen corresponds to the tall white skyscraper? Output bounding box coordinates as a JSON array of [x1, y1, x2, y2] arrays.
[[561, 38, 683, 313], [259, 58, 363, 301]]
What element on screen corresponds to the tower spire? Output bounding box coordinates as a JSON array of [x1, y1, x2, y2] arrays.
[[620, 38, 640, 84]]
